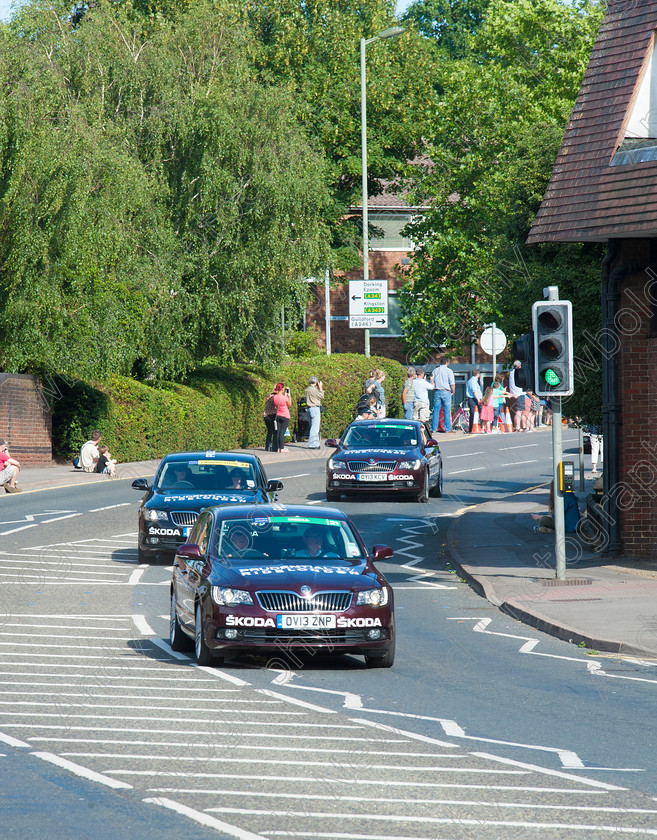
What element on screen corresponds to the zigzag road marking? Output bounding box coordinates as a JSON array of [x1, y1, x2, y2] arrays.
[[388, 517, 457, 589], [451, 616, 657, 686]]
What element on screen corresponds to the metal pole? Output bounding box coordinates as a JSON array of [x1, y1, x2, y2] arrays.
[[324, 267, 331, 355], [552, 396, 566, 580], [578, 425, 584, 491], [360, 37, 370, 359], [491, 322, 497, 384]]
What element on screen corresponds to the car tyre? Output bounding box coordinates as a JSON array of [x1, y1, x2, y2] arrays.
[[137, 543, 147, 564], [194, 601, 215, 666], [430, 465, 443, 498], [364, 637, 395, 668], [326, 488, 341, 502], [415, 470, 429, 503], [170, 591, 193, 652]]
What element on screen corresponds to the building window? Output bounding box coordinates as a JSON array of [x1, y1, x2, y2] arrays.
[[369, 212, 416, 251], [370, 292, 404, 337]]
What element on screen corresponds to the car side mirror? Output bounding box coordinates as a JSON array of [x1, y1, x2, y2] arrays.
[[267, 479, 284, 492], [426, 439, 438, 447], [372, 544, 393, 561], [325, 439, 339, 447], [131, 478, 150, 491], [177, 543, 204, 561]]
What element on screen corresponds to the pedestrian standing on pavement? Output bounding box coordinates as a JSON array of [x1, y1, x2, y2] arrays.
[[263, 386, 279, 452], [508, 360, 527, 432], [465, 369, 483, 433], [371, 369, 386, 418], [480, 386, 495, 433], [0, 439, 21, 492], [80, 430, 102, 473], [492, 374, 510, 430], [272, 383, 291, 454], [432, 357, 455, 434], [412, 367, 433, 422], [305, 376, 324, 449], [402, 367, 416, 420], [585, 423, 603, 475]]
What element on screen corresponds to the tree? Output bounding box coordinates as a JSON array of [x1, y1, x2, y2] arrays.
[[399, 0, 605, 409], [402, 0, 491, 58]]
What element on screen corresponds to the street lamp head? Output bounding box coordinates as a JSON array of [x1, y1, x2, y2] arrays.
[[377, 26, 405, 39]]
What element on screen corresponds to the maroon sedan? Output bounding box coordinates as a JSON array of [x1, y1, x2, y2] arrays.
[[326, 418, 443, 503], [170, 504, 395, 668]]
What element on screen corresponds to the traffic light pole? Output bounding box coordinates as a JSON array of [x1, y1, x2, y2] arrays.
[[551, 396, 566, 580]]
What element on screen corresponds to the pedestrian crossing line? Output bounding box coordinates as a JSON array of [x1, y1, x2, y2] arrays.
[[152, 788, 657, 815], [204, 808, 657, 834], [144, 797, 268, 840], [24, 728, 403, 742], [62, 754, 529, 773]]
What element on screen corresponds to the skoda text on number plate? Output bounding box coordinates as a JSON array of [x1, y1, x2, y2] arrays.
[[276, 614, 337, 629], [357, 473, 387, 481]]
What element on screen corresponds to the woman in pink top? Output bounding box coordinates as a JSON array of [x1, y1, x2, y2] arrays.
[[272, 382, 292, 453]]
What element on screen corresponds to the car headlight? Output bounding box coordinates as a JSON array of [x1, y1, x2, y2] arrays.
[[211, 587, 254, 606], [399, 460, 421, 470], [327, 458, 343, 470], [356, 588, 388, 607], [144, 509, 169, 521]]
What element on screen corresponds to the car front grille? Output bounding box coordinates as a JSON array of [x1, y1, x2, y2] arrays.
[[240, 628, 374, 645], [170, 511, 199, 527], [257, 590, 352, 612], [346, 461, 397, 472]]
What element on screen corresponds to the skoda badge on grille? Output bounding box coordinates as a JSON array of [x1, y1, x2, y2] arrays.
[[300, 585, 312, 598]]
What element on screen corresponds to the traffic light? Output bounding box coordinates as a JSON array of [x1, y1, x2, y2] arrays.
[[532, 300, 573, 396], [511, 332, 534, 391]]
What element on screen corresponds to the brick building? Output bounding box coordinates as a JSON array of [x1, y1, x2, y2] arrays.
[[0, 374, 52, 465], [527, 0, 657, 558], [306, 192, 504, 402]]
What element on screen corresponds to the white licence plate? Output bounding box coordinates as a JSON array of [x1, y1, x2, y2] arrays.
[[357, 473, 387, 481], [276, 614, 336, 629], [182, 526, 191, 537]]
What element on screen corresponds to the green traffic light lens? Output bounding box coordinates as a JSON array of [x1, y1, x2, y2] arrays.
[[544, 368, 561, 385]]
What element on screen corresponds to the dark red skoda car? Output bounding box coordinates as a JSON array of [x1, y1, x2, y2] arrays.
[[325, 418, 443, 503], [170, 504, 395, 668]]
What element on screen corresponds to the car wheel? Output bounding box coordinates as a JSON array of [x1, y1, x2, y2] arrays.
[[170, 591, 192, 652], [430, 465, 443, 498], [326, 488, 341, 502], [364, 637, 395, 668], [415, 470, 429, 503], [137, 544, 148, 564], [194, 601, 214, 666]]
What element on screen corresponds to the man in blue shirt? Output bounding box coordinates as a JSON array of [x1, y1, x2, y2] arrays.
[[432, 358, 456, 433], [465, 369, 483, 434], [412, 367, 434, 422]]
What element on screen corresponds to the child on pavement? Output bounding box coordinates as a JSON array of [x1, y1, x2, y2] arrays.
[[480, 387, 494, 433]]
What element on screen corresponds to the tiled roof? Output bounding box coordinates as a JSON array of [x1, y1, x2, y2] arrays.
[[527, 0, 657, 244]]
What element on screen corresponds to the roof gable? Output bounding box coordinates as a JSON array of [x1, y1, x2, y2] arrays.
[[528, 0, 657, 244]]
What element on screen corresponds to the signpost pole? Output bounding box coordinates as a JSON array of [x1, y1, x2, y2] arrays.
[[491, 322, 497, 384], [324, 267, 331, 356], [552, 396, 566, 580]]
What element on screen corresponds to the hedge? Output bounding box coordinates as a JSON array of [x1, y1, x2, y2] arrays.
[[51, 355, 408, 462]]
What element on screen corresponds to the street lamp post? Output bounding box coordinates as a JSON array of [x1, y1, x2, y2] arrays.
[[360, 26, 404, 358]]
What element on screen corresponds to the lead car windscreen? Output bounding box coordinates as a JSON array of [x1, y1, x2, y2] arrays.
[[156, 459, 256, 493], [342, 423, 419, 449], [213, 516, 366, 562]]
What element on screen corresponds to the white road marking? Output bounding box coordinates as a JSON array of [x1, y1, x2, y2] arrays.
[[499, 444, 538, 450], [444, 451, 484, 458], [128, 567, 147, 586], [143, 797, 268, 840], [351, 717, 458, 749], [0, 732, 30, 748], [257, 688, 336, 713], [0, 523, 40, 536], [88, 503, 132, 512], [31, 751, 132, 790], [271, 474, 310, 480], [132, 614, 154, 635], [450, 467, 486, 474], [471, 752, 626, 791], [40, 513, 83, 524], [206, 807, 657, 833]]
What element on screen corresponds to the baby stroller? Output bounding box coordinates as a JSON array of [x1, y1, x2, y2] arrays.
[[293, 397, 311, 442]]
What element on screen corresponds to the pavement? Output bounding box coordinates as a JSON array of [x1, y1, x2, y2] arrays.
[[11, 439, 657, 660]]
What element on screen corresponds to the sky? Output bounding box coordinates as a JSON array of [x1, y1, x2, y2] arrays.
[[0, 0, 413, 24]]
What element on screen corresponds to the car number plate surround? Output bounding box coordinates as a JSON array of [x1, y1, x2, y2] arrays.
[[276, 614, 337, 629], [357, 473, 388, 481], [182, 526, 191, 537]]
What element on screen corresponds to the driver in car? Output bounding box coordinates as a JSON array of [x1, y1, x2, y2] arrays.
[[168, 464, 193, 488], [297, 526, 339, 558]]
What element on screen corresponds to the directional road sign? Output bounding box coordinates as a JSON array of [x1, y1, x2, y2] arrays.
[[348, 280, 388, 329]]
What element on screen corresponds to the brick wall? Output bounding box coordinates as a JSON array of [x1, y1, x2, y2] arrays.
[[0, 374, 52, 465], [615, 240, 657, 557]]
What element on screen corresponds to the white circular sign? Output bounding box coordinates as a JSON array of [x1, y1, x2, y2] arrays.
[[479, 326, 507, 355]]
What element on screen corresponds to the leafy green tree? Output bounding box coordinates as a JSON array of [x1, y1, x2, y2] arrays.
[[399, 0, 604, 403], [0, 0, 331, 378], [402, 0, 491, 58]]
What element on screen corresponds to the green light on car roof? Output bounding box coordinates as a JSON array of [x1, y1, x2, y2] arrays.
[[544, 368, 561, 385]]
